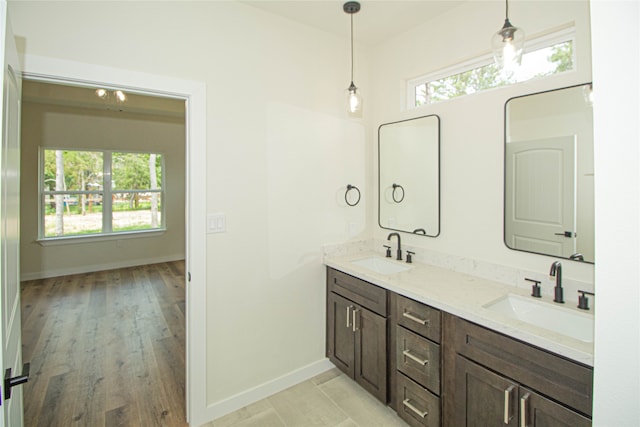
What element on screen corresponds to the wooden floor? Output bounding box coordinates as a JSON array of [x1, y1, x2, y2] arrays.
[[21, 261, 187, 427]]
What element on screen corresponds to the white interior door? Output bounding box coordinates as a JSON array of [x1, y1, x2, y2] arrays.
[[505, 136, 576, 258], [0, 3, 26, 426]]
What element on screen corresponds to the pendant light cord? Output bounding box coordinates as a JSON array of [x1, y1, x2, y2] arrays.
[[350, 13, 354, 82]]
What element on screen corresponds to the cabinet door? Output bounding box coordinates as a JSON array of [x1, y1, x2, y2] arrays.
[[355, 306, 388, 403], [454, 356, 518, 427], [520, 388, 591, 427], [327, 292, 355, 377]]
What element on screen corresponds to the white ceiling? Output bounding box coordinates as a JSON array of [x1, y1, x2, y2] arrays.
[[241, 1, 466, 46]]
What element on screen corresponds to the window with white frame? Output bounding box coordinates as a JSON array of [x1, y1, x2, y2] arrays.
[[408, 28, 575, 108], [41, 149, 164, 239]]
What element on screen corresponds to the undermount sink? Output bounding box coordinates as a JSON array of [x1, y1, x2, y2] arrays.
[[484, 294, 594, 343], [351, 257, 412, 275]]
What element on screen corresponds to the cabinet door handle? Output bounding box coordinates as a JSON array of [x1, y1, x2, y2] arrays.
[[402, 311, 429, 326], [402, 398, 428, 418], [402, 349, 429, 366], [504, 385, 515, 424], [520, 393, 530, 427], [346, 305, 351, 328], [352, 308, 360, 332]]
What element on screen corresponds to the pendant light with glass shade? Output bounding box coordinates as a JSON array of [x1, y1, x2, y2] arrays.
[[491, 0, 525, 73], [344, 1, 362, 115]]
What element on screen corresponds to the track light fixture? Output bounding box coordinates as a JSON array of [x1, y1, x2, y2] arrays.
[[95, 88, 127, 103]]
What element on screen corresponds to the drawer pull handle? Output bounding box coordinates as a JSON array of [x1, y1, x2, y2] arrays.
[[504, 385, 515, 424], [402, 398, 428, 418], [520, 393, 530, 427], [402, 349, 429, 366], [403, 311, 429, 325]]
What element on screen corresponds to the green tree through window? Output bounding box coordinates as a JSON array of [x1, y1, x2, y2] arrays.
[[415, 40, 574, 106], [42, 149, 164, 238]]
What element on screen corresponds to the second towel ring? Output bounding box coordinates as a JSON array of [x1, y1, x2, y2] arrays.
[[345, 184, 361, 206], [392, 183, 405, 203]]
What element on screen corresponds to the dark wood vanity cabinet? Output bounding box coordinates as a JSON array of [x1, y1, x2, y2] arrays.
[[325, 266, 593, 427], [443, 313, 592, 427], [326, 268, 388, 403]]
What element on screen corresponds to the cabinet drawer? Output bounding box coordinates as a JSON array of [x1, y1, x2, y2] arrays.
[[397, 326, 440, 395], [397, 373, 441, 427], [396, 294, 441, 342], [451, 315, 593, 416], [327, 267, 387, 316]]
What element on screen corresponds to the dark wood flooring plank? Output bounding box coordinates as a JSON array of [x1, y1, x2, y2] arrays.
[[87, 279, 108, 319], [23, 275, 89, 426], [103, 269, 146, 421], [132, 267, 174, 341], [21, 277, 65, 362], [105, 404, 134, 427], [152, 335, 187, 420], [37, 373, 75, 427], [71, 297, 108, 426]]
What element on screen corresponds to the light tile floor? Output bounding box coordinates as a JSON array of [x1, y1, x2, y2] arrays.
[[205, 368, 409, 427]]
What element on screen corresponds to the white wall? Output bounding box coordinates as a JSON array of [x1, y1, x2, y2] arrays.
[[591, 1, 640, 425], [8, 1, 369, 421], [20, 101, 186, 279]]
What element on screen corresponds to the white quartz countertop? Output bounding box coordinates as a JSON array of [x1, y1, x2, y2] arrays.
[[324, 251, 594, 367]]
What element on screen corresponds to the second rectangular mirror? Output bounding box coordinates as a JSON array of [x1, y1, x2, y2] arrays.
[[505, 83, 594, 263]]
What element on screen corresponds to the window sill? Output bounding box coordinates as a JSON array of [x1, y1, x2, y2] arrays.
[[36, 229, 167, 246]]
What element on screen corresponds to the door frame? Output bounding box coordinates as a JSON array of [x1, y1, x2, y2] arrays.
[[20, 54, 208, 425]]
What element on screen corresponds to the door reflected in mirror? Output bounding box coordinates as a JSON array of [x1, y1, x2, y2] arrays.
[[379, 115, 440, 237], [504, 83, 594, 263]]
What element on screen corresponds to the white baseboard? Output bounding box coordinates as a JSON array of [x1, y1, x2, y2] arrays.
[[202, 358, 334, 424], [20, 253, 185, 281]]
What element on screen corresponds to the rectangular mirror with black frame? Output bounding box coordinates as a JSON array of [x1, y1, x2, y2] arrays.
[[504, 83, 594, 263], [378, 114, 440, 237]]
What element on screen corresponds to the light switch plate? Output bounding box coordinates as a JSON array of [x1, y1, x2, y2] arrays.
[[207, 213, 226, 233]]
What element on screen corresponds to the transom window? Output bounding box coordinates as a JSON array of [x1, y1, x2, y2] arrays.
[[41, 149, 164, 239], [408, 28, 575, 108]]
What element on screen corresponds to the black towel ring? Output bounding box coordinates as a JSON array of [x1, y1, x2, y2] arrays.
[[345, 184, 361, 207], [392, 183, 405, 203]]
